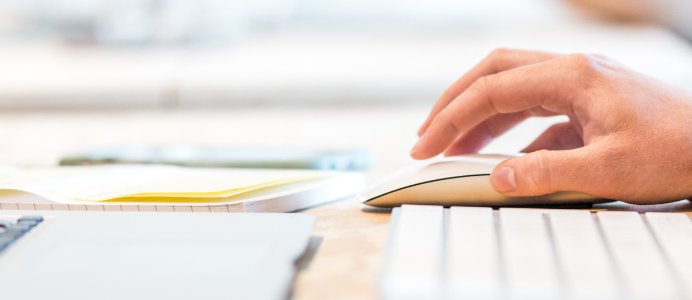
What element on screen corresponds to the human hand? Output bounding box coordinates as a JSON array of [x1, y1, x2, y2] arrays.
[[411, 48, 692, 204]]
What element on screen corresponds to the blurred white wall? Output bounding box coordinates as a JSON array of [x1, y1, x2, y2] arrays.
[[0, 0, 576, 44], [0, 0, 691, 109]]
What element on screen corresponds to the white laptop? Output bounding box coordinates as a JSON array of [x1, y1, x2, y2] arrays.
[[382, 205, 692, 300], [0, 210, 315, 300]]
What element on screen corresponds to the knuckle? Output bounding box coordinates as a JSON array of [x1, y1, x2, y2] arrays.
[[468, 76, 498, 114], [488, 47, 512, 60], [437, 109, 460, 132], [564, 53, 603, 78], [469, 75, 491, 93], [486, 48, 513, 72], [560, 53, 610, 93], [525, 150, 554, 194]]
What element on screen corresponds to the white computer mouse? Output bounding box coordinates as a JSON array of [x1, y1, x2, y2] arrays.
[[359, 154, 606, 207]]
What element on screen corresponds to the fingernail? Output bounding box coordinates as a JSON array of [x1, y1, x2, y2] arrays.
[[492, 167, 517, 192], [410, 134, 425, 156]]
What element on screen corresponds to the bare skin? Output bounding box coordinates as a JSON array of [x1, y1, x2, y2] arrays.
[[411, 48, 692, 204], [565, 0, 653, 21], [564, 0, 692, 41]]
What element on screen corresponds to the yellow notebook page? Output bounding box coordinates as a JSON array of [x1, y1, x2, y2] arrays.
[[50, 166, 329, 201], [101, 176, 318, 202]]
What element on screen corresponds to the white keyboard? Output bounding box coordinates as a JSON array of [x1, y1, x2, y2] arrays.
[[381, 205, 692, 300]]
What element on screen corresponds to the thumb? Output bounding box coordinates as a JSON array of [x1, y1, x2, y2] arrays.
[[490, 147, 597, 196]]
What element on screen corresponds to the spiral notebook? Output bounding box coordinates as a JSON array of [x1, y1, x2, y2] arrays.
[[0, 165, 365, 213]]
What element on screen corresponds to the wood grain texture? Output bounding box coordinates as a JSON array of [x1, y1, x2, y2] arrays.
[[293, 199, 392, 300]]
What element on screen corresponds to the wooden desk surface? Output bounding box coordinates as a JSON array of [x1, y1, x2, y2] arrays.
[[293, 200, 391, 300]]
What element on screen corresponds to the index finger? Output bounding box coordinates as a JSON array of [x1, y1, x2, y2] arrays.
[[417, 49, 560, 137], [411, 54, 593, 159]]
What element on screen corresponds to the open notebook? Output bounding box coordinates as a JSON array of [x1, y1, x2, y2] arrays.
[[0, 165, 365, 213]]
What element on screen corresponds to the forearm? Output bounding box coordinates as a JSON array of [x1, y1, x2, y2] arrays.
[[566, 0, 692, 40], [564, 0, 654, 20]]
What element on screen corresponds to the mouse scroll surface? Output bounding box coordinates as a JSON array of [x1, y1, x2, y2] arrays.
[[359, 154, 604, 207]]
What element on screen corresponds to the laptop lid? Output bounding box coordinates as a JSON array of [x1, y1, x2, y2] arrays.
[[0, 210, 315, 300]]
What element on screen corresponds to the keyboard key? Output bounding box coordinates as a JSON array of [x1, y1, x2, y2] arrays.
[[0, 233, 17, 253], [0, 215, 44, 255], [546, 210, 620, 300], [17, 216, 43, 223], [446, 207, 501, 300], [3, 227, 27, 237], [381, 205, 444, 300], [16, 220, 39, 226], [0, 236, 14, 244], [597, 211, 678, 300], [12, 223, 33, 231], [500, 208, 560, 300], [645, 213, 692, 298]]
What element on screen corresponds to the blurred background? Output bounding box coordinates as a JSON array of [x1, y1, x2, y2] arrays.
[[0, 0, 691, 109], [0, 0, 690, 179]]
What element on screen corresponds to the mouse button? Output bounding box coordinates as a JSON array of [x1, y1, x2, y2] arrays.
[[463, 153, 521, 161], [415, 160, 494, 180], [356, 164, 429, 203], [357, 154, 512, 204], [364, 175, 505, 207]]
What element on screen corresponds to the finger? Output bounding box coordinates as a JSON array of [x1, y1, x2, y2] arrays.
[[521, 122, 584, 153], [444, 107, 557, 156], [417, 49, 560, 137], [443, 112, 529, 156], [489, 145, 601, 196], [443, 108, 564, 156], [411, 54, 595, 160]]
